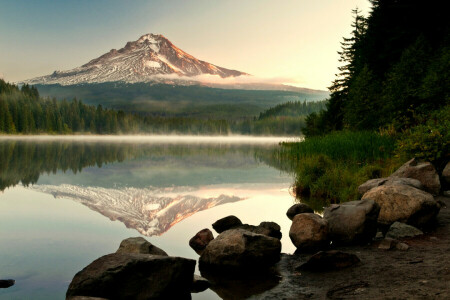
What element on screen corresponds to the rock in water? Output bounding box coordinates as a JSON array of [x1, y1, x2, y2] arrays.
[[289, 213, 329, 251], [323, 199, 380, 244], [212, 215, 243, 233], [66, 253, 195, 300], [191, 275, 210, 293], [390, 158, 441, 195], [286, 203, 314, 220], [362, 184, 440, 227], [358, 177, 424, 195], [386, 222, 423, 239], [0, 279, 15, 288], [116, 237, 168, 256], [298, 250, 360, 271], [199, 228, 281, 272], [189, 229, 214, 253]]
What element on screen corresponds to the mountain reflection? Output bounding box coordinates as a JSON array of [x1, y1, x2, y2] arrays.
[[31, 184, 244, 236]]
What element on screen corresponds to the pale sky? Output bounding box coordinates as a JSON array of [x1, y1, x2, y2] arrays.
[[0, 0, 371, 90]]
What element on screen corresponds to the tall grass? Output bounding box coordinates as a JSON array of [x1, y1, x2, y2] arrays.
[[274, 131, 400, 207]]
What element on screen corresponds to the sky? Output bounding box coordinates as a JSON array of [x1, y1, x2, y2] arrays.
[[0, 0, 372, 90]]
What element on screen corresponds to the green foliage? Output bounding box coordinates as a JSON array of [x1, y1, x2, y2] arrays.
[[395, 105, 450, 168]]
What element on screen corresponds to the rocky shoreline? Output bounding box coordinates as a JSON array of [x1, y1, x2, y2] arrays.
[[62, 158, 449, 299]]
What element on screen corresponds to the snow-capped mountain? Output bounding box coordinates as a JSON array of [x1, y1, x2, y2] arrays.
[[22, 34, 247, 86]]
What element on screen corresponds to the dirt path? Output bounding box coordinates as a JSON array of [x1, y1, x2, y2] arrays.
[[256, 195, 450, 300]]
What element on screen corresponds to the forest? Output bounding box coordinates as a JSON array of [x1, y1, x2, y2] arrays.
[[277, 0, 450, 205], [0, 79, 325, 135]]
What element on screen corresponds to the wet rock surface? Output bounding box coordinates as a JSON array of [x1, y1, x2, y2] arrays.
[[0, 279, 15, 288]]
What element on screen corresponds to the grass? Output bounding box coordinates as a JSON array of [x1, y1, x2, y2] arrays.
[[274, 131, 401, 207]]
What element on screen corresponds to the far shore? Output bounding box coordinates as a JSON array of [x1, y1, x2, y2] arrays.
[[0, 134, 302, 144]]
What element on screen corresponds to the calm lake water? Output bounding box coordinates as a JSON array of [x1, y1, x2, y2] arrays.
[[0, 135, 298, 300]]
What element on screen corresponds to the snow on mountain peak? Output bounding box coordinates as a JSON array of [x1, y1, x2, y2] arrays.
[[21, 33, 247, 86]]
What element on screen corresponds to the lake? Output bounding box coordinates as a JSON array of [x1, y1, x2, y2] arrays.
[[0, 135, 298, 300]]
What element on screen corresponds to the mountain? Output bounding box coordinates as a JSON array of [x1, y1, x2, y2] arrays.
[[22, 33, 247, 86]]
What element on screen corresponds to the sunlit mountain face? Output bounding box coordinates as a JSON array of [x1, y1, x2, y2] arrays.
[[21, 34, 247, 86]]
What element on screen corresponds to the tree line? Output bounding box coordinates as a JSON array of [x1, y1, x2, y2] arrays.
[[304, 0, 449, 136], [0, 79, 326, 136]]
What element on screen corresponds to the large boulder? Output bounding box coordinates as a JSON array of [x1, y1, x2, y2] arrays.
[[199, 228, 281, 271], [286, 203, 314, 220], [362, 184, 440, 227], [212, 215, 242, 233], [385, 221, 423, 239], [189, 229, 214, 253], [116, 237, 167, 256], [233, 222, 282, 240], [323, 199, 380, 244], [358, 177, 424, 195], [443, 161, 450, 185], [390, 158, 441, 195], [298, 250, 360, 272], [289, 213, 329, 251], [66, 253, 195, 300]]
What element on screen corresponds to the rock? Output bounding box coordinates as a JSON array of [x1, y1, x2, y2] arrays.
[[395, 242, 410, 251], [390, 158, 441, 195], [191, 275, 210, 293], [66, 253, 195, 300], [375, 232, 384, 239], [0, 279, 15, 288], [189, 229, 214, 253], [323, 199, 380, 244], [233, 222, 282, 240], [116, 237, 168, 256], [362, 184, 440, 227], [386, 222, 423, 239], [286, 203, 314, 220], [199, 228, 281, 272], [442, 161, 450, 184], [298, 250, 360, 271], [444, 191, 450, 197], [212, 215, 242, 233], [378, 237, 398, 250], [358, 177, 425, 195], [289, 213, 329, 251]]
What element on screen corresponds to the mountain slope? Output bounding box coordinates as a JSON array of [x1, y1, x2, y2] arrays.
[[22, 34, 247, 85]]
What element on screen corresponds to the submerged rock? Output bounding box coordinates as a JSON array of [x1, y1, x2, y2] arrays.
[[286, 203, 314, 220], [323, 199, 380, 244], [212, 215, 243, 233], [390, 158, 441, 195], [362, 184, 440, 227], [298, 250, 360, 272], [116, 237, 168, 256], [199, 228, 281, 272], [189, 228, 214, 253], [386, 222, 423, 239], [289, 213, 329, 251], [66, 253, 195, 300], [0, 279, 15, 288]]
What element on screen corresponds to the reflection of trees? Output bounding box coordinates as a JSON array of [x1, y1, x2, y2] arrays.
[[0, 140, 279, 191]]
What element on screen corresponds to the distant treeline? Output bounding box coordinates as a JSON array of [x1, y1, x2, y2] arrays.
[[0, 79, 326, 135]]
